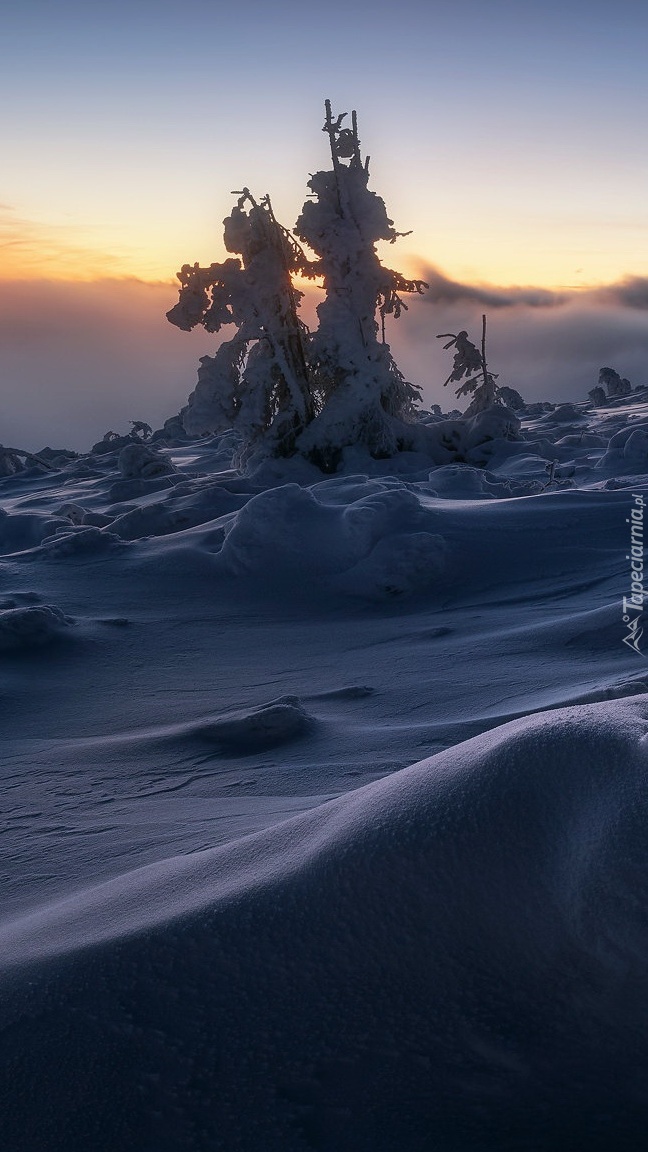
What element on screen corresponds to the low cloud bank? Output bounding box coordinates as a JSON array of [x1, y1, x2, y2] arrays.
[[1, 272, 647, 452], [414, 265, 567, 309], [389, 265, 648, 409], [592, 276, 648, 311], [0, 278, 209, 451]]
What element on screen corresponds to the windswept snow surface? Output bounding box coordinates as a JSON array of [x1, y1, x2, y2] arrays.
[[2, 397, 648, 1149]]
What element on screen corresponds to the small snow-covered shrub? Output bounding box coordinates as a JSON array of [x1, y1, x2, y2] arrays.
[[431, 319, 522, 464], [117, 443, 176, 480], [0, 446, 54, 476], [219, 484, 349, 577], [465, 405, 521, 447], [498, 386, 525, 411], [90, 427, 153, 457], [90, 430, 134, 455], [54, 504, 112, 528], [436, 316, 516, 418]]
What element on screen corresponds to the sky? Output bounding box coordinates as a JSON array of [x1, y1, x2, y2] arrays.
[[1, 0, 648, 448]]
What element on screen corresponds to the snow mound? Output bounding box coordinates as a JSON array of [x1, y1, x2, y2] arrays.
[[333, 529, 446, 599], [108, 475, 178, 503], [41, 525, 121, 556], [426, 463, 539, 499], [198, 698, 315, 753], [409, 404, 521, 467], [0, 604, 73, 651], [2, 700, 648, 1150], [108, 483, 245, 540], [597, 423, 648, 473], [534, 402, 586, 425], [219, 481, 448, 598], [56, 502, 112, 528]]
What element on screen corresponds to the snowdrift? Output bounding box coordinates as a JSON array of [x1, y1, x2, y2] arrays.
[[2, 699, 648, 1151], [218, 481, 448, 600], [3, 395, 648, 1150]]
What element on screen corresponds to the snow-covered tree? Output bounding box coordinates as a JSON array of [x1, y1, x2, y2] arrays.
[[168, 104, 427, 469], [167, 190, 315, 459], [293, 101, 427, 469], [437, 316, 500, 416]]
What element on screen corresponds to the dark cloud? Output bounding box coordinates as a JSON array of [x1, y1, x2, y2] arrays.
[[412, 263, 648, 315], [415, 264, 568, 309], [592, 276, 648, 311], [380, 264, 648, 408]]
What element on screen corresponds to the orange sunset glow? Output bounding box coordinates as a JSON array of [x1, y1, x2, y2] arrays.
[[1, 0, 646, 452]]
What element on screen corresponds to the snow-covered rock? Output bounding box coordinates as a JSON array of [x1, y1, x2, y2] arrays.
[[0, 604, 73, 651]]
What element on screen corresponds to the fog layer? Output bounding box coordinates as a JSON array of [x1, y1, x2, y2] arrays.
[[1, 273, 646, 451]]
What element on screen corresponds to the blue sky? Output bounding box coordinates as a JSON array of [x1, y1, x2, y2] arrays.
[[2, 0, 647, 447], [2, 0, 647, 285]]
